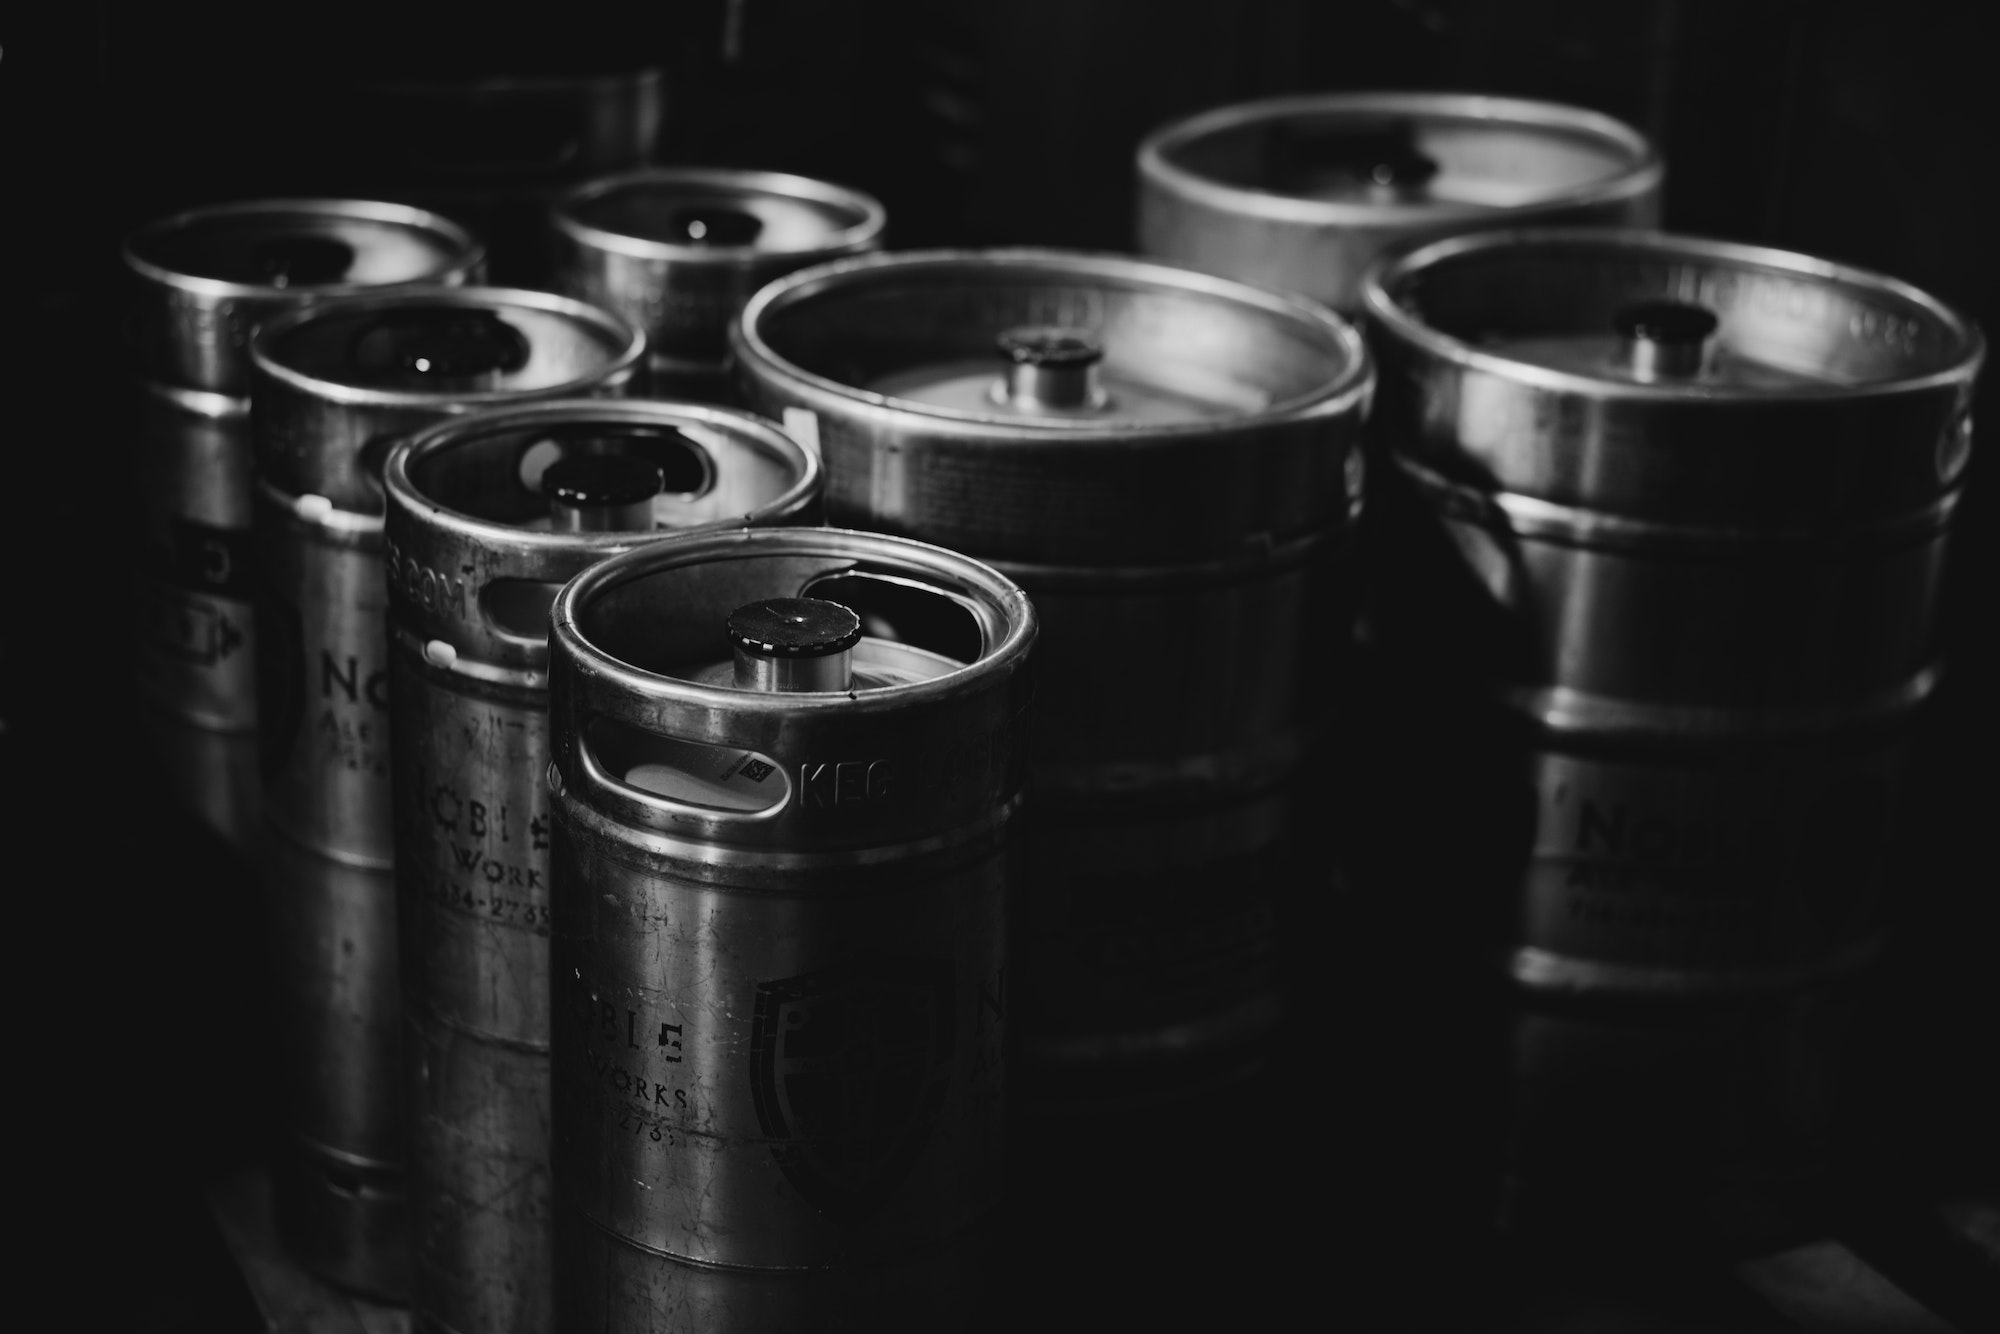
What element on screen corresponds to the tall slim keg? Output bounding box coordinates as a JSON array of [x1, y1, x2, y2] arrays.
[[734, 251, 1373, 1103], [1357, 229, 1984, 997], [122, 199, 482, 850], [383, 402, 821, 1333], [1137, 92, 1661, 312], [551, 168, 887, 401], [547, 527, 1035, 1331], [250, 287, 644, 1298]]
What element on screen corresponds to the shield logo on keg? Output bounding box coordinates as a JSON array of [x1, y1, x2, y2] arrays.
[[748, 957, 957, 1218]]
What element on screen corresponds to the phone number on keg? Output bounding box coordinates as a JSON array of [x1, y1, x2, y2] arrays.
[[422, 879, 551, 932]]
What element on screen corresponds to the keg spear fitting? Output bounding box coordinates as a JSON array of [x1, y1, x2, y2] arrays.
[[540, 453, 664, 532], [1615, 300, 1719, 381], [993, 325, 1108, 412], [729, 597, 861, 692]]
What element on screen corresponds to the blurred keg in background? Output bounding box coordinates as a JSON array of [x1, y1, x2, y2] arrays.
[[1137, 92, 1661, 311], [384, 401, 819, 1333], [122, 200, 482, 852], [736, 250, 1372, 1106], [250, 288, 644, 1298], [551, 168, 885, 400], [546, 527, 1035, 1330]]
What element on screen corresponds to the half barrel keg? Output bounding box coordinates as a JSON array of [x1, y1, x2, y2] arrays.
[[251, 287, 644, 1298], [1137, 92, 1661, 312], [1358, 229, 1984, 997], [547, 527, 1035, 1331], [552, 168, 887, 400], [122, 199, 482, 849], [384, 402, 820, 1333], [734, 250, 1373, 1103]]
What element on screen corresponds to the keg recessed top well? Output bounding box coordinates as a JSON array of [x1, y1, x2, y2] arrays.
[[124, 199, 480, 294], [557, 168, 886, 258]]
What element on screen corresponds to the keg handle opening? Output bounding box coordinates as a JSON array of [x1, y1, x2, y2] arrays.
[[991, 326, 1109, 414], [578, 716, 791, 820], [1614, 301, 1719, 381], [801, 569, 994, 666]]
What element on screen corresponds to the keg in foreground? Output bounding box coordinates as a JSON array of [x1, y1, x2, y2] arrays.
[[734, 250, 1373, 1103], [122, 199, 482, 849], [552, 168, 887, 401], [251, 287, 644, 1298], [1137, 91, 1660, 311], [547, 527, 1035, 1331], [1357, 229, 1983, 995], [384, 402, 821, 1334]]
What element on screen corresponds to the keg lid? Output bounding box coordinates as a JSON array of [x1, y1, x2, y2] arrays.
[[1139, 92, 1660, 221], [739, 248, 1368, 432], [123, 198, 483, 298], [253, 286, 645, 405], [1364, 230, 1981, 397], [555, 168, 886, 262]]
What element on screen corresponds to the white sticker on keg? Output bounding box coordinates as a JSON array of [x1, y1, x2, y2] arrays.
[[782, 407, 822, 458]]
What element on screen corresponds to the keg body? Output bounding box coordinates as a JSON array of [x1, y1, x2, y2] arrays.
[[547, 528, 1035, 1330], [252, 287, 644, 1298], [122, 200, 481, 851], [1359, 229, 1983, 995], [385, 402, 819, 1333], [552, 168, 886, 400], [1137, 92, 1660, 312], [734, 250, 1372, 1101]]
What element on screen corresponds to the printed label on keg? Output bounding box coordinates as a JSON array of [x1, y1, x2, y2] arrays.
[[414, 764, 552, 933]]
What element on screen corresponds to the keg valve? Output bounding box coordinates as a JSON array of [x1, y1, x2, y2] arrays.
[[994, 325, 1107, 412], [540, 453, 664, 532], [729, 597, 861, 693], [1615, 301, 1719, 381]]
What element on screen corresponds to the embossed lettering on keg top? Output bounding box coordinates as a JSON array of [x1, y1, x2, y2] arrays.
[[1137, 92, 1662, 310]]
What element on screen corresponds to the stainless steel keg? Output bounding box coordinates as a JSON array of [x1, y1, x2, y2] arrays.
[[733, 250, 1372, 1102], [1137, 92, 1661, 311], [383, 402, 820, 1334], [546, 527, 1034, 1331], [122, 199, 482, 850], [1359, 229, 1983, 995], [251, 287, 644, 1298], [552, 168, 887, 400]]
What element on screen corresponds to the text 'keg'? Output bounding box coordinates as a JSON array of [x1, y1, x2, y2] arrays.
[[734, 249, 1372, 1104], [384, 401, 819, 1334], [547, 527, 1034, 1331], [251, 286, 644, 1298], [1138, 92, 1661, 311], [122, 199, 482, 849]]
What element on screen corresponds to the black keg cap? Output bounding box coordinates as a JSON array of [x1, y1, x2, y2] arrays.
[[347, 307, 532, 383], [251, 234, 356, 288], [668, 205, 765, 246], [540, 453, 666, 508], [728, 598, 863, 658], [996, 326, 1104, 367], [1614, 300, 1720, 346]]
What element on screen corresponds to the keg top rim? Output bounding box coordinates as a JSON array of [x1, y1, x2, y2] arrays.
[[554, 527, 1036, 711], [735, 247, 1373, 436], [1137, 90, 1662, 225], [122, 197, 485, 300], [384, 398, 821, 548], [1362, 227, 1985, 400], [553, 167, 888, 262], [250, 285, 647, 407]]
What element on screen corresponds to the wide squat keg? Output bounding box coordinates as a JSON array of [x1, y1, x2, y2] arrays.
[[122, 199, 482, 850], [1359, 229, 1984, 998], [384, 402, 820, 1334], [552, 168, 887, 401], [735, 250, 1372, 1103], [547, 528, 1035, 1332], [1138, 91, 1660, 312], [251, 287, 643, 1298]]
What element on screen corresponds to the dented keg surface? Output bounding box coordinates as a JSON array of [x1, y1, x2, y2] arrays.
[[546, 527, 1035, 1332], [552, 168, 886, 400], [734, 250, 1372, 1103], [122, 200, 482, 850], [251, 287, 643, 1300], [1137, 92, 1661, 312], [383, 402, 819, 1334]]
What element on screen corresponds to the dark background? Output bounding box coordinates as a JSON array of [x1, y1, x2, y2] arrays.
[[8, 2, 1994, 1328]]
